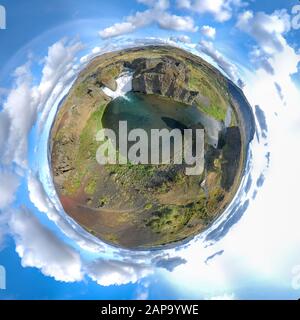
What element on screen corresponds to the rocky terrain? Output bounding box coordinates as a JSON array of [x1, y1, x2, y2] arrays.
[[50, 45, 248, 249], [129, 56, 209, 107]]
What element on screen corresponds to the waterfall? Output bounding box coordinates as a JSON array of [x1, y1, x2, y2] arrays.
[[102, 72, 133, 100]]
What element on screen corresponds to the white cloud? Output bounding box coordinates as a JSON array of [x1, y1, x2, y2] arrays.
[[237, 10, 299, 76], [0, 39, 83, 169], [198, 40, 239, 81], [176, 0, 191, 9], [99, 1, 197, 39], [170, 35, 191, 43], [9, 208, 83, 282], [87, 259, 152, 286], [201, 25, 216, 39], [0, 171, 20, 209], [80, 45, 111, 64], [158, 12, 198, 32], [177, 0, 246, 22], [99, 22, 137, 39], [37, 39, 84, 129], [28, 173, 52, 214], [2, 64, 36, 168], [250, 47, 274, 75], [37, 40, 83, 107], [0, 112, 10, 155], [0, 210, 10, 248], [237, 10, 291, 55]]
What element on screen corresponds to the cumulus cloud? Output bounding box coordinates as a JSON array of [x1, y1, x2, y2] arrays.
[[198, 40, 239, 81], [177, 0, 246, 22], [99, 22, 137, 39], [0, 112, 10, 155], [2, 64, 37, 168], [28, 173, 53, 214], [37, 40, 83, 107], [237, 10, 300, 76], [0, 210, 10, 248], [37, 39, 84, 129], [0, 39, 82, 169], [9, 208, 83, 282], [87, 259, 152, 286], [158, 13, 198, 32], [99, 0, 197, 38], [201, 25, 216, 39], [169, 35, 191, 43], [237, 10, 291, 55], [0, 171, 20, 210], [250, 47, 274, 75]]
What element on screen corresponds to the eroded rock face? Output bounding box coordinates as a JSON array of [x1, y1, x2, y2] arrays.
[[129, 57, 204, 106]]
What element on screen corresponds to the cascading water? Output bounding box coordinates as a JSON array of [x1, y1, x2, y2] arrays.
[[102, 72, 133, 100]]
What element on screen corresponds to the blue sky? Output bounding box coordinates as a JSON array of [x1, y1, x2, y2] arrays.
[[0, 0, 300, 300]]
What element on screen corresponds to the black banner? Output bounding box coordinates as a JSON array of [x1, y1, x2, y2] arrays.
[[0, 300, 299, 318]]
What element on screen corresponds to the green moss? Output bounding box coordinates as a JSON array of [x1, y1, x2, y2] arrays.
[[84, 176, 97, 195], [146, 207, 183, 234], [188, 64, 228, 121], [198, 103, 227, 122], [144, 180, 219, 240], [144, 203, 153, 210], [74, 82, 89, 97], [64, 104, 107, 196], [64, 167, 87, 195], [101, 63, 123, 80], [78, 104, 107, 163], [106, 163, 156, 183], [106, 234, 118, 243], [99, 197, 108, 207]]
